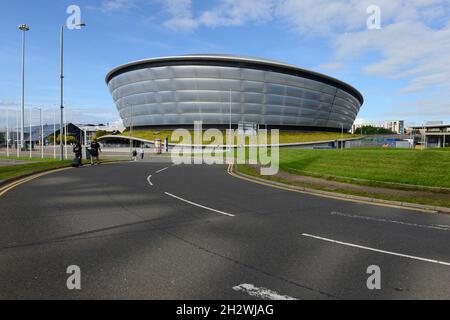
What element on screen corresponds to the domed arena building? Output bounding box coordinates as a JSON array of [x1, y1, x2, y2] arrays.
[[106, 54, 363, 132]]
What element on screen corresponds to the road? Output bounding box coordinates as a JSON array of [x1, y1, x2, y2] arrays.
[[0, 161, 449, 299]]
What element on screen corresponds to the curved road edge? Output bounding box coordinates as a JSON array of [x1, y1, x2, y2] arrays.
[[228, 164, 450, 215], [0, 160, 131, 197]]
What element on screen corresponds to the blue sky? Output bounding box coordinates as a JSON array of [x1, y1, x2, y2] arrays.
[[1, 0, 449, 127]]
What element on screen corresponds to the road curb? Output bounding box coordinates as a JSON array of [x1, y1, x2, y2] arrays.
[[230, 165, 450, 215]]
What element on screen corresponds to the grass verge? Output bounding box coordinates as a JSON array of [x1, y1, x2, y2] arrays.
[[120, 129, 360, 145], [0, 158, 127, 182], [236, 147, 450, 208], [237, 164, 450, 208], [278, 148, 450, 189]]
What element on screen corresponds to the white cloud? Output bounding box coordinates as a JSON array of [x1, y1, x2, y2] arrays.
[[96, 0, 137, 13], [161, 0, 276, 30], [272, 0, 450, 111]]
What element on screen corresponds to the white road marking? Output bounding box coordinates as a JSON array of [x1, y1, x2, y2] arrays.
[[233, 284, 298, 300], [147, 175, 153, 186], [331, 211, 450, 231], [301, 233, 450, 266], [156, 167, 169, 174], [164, 192, 235, 217]]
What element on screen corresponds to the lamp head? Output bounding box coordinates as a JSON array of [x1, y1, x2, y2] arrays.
[[19, 24, 30, 31]]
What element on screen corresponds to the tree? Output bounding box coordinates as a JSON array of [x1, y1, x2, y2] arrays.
[[48, 134, 78, 145], [355, 125, 395, 135], [93, 130, 109, 139]]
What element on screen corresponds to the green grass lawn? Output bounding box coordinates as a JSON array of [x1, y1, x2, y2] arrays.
[[121, 129, 359, 145], [0, 157, 126, 182], [277, 148, 450, 189], [0, 156, 61, 162], [0, 160, 73, 181]]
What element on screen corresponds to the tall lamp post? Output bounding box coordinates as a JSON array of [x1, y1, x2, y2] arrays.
[[31, 107, 43, 159], [37, 107, 43, 159], [19, 24, 30, 150], [6, 107, 9, 157], [60, 23, 85, 160]]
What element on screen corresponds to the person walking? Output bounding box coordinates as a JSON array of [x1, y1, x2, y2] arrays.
[[132, 149, 138, 161], [89, 139, 102, 165], [139, 146, 145, 160], [72, 141, 82, 168]]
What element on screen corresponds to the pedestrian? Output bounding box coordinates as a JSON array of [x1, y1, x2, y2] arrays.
[[89, 139, 102, 165], [132, 149, 138, 161], [140, 146, 145, 160], [72, 140, 82, 168]]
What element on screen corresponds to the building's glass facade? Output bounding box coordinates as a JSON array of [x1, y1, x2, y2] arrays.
[[107, 56, 363, 131]]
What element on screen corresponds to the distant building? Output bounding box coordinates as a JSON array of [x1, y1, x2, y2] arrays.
[[77, 122, 125, 144], [409, 123, 450, 148], [351, 119, 405, 134], [384, 120, 405, 134]]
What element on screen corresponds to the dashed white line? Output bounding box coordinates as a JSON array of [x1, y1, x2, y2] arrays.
[[156, 167, 169, 174], [301, 233, 450, 266], [147, 175, 153, 186], [233, 284, 298, 300], [164, 192, 235, 217], [331, 211, 450, 231]]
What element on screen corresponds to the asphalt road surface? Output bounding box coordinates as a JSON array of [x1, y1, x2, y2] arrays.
[[0, 161, 449, 299]]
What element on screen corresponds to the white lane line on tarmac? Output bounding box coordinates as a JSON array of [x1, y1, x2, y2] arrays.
[[147, 175, 153, 186], [156, 167, 169, 174], [331, 211, 450, 231], [164, 192, 235, 217], [232, 284, 298, 300], [301, 233, 450, 267]]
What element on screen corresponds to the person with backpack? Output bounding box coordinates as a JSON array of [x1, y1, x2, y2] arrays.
[[89, 139, 102, 165], [72, 141, 82, 168]]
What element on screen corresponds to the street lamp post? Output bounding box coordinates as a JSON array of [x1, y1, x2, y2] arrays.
[[29, 106, 32, 158], [53, 107, 56, 159], [129, 104, 134, 155], [16, 107, 19, 157], [60, 23, 85, 160], [229, 89, 232, 150], [39, 108, 43, 159], [6, 107, 9, 157], [19, 24, 29, 150]]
